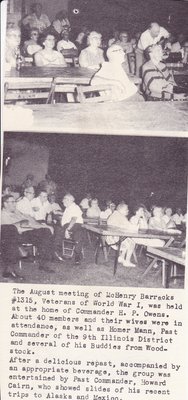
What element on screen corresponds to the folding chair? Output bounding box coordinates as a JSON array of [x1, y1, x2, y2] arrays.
[[62, 239, 85, 259], [19, 243, 37, 269], [49, 78, 77, 103], [77, 84, 113, 103]]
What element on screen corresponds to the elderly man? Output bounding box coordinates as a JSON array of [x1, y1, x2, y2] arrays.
[[136, 22, 169, 76], [22, 2, 50, 34], [54, 193, 84, 265], [142, 44, 176, 100], [1, 195, 54, 276], [91, 44, 142, 101]]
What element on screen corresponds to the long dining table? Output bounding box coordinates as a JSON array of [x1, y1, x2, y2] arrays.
[[82, 223, 181, 276], [4, 100, 188, 134], [146, 246, 185, 288], [5, 66, 95, 86], [5, 65, 141, 87]]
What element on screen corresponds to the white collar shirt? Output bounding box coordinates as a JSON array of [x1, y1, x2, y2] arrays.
[[31, 197, 52, 220], [61, 203, 83, 226], [16, 196, 34, 217], [138, 27, 169, 50]]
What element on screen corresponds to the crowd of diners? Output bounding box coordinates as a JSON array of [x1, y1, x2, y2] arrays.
[[5, 2, 188, 101], [1, 173, 186, 281]]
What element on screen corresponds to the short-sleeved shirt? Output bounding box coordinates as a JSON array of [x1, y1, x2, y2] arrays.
[[61, 203, 83, 226], [57, 39, 77, 52], [86, 206, 101, 218], [92, 62, 137, 100], [31, 197, 52, 220], [107, 210, 138, 231], [23, 39, 42, 56], [79, 47, 104, 68], [22, 13, 51, 33], [16, 196, 34, 217], [1, 208, 35, 233], [138, 27, 169, 51]]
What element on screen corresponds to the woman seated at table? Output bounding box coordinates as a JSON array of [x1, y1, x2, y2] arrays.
[[79, 31, 105, 69], [22, 27, 42, 56], [91, 44, 143, 101], [86, 199, 101, 218], [130, 205, 165, 247], [162, 207, 176, 229], [34, 33, 67, 67], [5, 27, 22, 69], [149, 206, 181, 234]]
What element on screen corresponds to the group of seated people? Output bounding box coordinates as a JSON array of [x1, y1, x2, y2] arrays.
[[5, 2, 188, 102], [1, 173, 186, 280]]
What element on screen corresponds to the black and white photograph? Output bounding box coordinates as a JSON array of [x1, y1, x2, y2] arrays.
[[1, 132, 187, 288], [3, 0, 188, 133], [1, 1, 188, 400]]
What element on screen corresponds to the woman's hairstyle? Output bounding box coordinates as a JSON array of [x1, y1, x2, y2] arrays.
[[40, 32, 56, 47], [87, 31, 101, 45], [55, 10, 67, 21]]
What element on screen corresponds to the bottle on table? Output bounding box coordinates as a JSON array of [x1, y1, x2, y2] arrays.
[[15, 47, 23, 71]]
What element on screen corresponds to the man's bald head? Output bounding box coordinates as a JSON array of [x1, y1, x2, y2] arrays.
[[149, 22, 160, 38], [106, 44, 125, 63], [63, 193, 75, 208]]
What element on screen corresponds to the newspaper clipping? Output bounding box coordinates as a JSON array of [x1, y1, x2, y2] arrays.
[[1, 0, 188, 400]]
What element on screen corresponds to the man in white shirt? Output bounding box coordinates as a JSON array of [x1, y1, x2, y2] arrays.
[[91, 44, 142, 101], [54, 193, 84, 265], [31, 190, 52, 221], [16, 186, 35, 216], [1, 195, 54, 276], [22, 2, 50, 34], [136, 22, 169, 76], [138, 23, 169, 51], [57, 26, 78, 55]]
